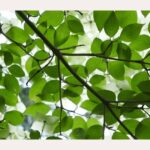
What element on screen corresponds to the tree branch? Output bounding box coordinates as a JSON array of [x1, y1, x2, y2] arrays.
[[16, 11, 137, 139], [61, 53, 150, 66], [57, 58, 63, 135]]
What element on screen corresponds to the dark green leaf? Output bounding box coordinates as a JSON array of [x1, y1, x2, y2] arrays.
[[8, 64, 25, 77], [108, 61, 125, 80], [93, 11, 112, 32], [24, 103, 50, 117], [42, 80, 59, 94], [130, 35, 150, 51], [120, 24, 142, 42], [91, 38, 102, 53], [4, 74, 20, 94], [135, 118, 150, 139], [4, 52, 13, 66], [38, 11, 64, 26], [54, 22, 70, 46], [67, 15, 84, 34], [115, 11, 137, 27], [5, 110, 24, 126], [104, 12, 119, 37], [131, 71, 149, 92], [138, 80, 150, 93], [6, 26, 29, 43], [0, 121, 9, 139], [112, 132, 129, 139], [117, 43, 131, 60], [86, 125, 102, 139], [30, 130, 41, 139], [0, 89, 18, 106]]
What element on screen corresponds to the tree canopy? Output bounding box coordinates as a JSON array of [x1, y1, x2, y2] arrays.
[[0, 10, 150, 139]]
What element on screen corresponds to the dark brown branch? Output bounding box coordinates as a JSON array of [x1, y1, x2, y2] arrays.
[[107, 100, 150, 104], [61, 53, 150, 66], [16, 11, 137, 139], [57, 58, 63, 135], [102, 105, 106, 139]]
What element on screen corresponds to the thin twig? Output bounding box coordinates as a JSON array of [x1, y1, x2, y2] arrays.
[[26, 54, 54, 85], [57, 58, 63, 135], [102, 105, 106, 139], [61, 53, 150, 66]]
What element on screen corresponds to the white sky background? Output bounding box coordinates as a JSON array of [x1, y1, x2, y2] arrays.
[[0, 11, 150, 139]]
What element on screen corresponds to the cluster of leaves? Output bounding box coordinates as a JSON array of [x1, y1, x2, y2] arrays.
[[0, 10, 150, 139]]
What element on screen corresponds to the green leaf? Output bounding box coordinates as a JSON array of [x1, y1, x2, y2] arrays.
[[112, 132, 129, 139], [86, 57, 107, 73], [72, 116, 86, 129], [52, 108, 67, 119], [93, 11, 112, 32], [0, 121, 9, 139], [4, 74, 20, 94], [86, 125, 102, 139], [44, 65, 58, 78], [8, 64, 25, 77], [117, 43, 131, 60], [24, 23, 34, 36], [30, 130, 41, 139], [67, 15, 84, 34], [29, 78, 46, 102], [91, 38, 102, 53], [118, 119, 139, 134], [5, 110, 24, 126], [45, 26, 55, 45], [89, 74, 105, 85], [6, 43, 25, 57], [126, 50, 142, 70], [34, 51, 49, 61], [118, 90, 135, 101], [123, 109, 145, 119], [24, 103, 50, 117], [0, 89, 18, 106], [58, 35, 78, 52], [104, 12, 119, 37], [131, 71, 149, 92], [148, 23, 150, 33], [141, 11, 150, 17], [26, 11, 39, 17], [108, 61, 125, 80], [54, 22, 70, 46], [42, 80, 59, 94], [47, 136, 61, 139], [0, 96, 5, 112], [115, 11, 137, 27], [105, 107, 120, 125], [135, 118, 150, 139], [120, 24, 142, 42], [138, 80, 150, 93], [87, 118, 100, 128], [54, 116, 73, 133], [70, 128, 86, 139], [38, 11, 64, 26], [81, 100, 98, 111], [4, 52, 13, 66], [101, 40, 113, 56], [130, 35, 150, 51], [99, 89, 116, 101], [6, 26, 29, 43]]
